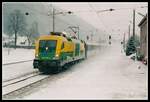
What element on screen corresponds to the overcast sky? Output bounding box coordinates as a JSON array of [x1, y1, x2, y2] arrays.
[[51, 2, 148, 39], [3, 2, 148, 41]]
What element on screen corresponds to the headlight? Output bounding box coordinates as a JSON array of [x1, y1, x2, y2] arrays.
[[35, 54, 38, 58], [36, 54, 38, 57], [53, 54, 59, 59], [55, 54, 59, 57]]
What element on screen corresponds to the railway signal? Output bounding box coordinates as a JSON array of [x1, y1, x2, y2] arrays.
[[109, 35, 111, 40], [109, 35, 111, 45]]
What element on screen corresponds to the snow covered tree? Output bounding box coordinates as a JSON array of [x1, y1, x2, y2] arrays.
[[6, 9, 27, 48]]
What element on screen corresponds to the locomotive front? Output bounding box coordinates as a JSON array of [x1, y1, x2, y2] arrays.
[[33, 34, 64, 73]]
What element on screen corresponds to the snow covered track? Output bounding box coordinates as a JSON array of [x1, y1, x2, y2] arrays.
[[3, 71, 39, 83], [2, 73, 50, 99], [3, 60, 33, 66], [2, 71, 41, 87]]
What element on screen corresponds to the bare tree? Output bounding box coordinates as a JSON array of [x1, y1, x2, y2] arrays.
[[6, 9, 27, 48], [24, 21, 39, 46], [31, 21, 39, 40], [25, 28, 32, 46]]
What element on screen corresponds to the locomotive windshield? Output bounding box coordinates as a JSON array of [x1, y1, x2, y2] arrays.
[[39, 40, 57, 52]]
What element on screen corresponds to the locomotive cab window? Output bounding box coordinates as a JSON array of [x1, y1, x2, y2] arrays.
[[39, 40, 57, 52]]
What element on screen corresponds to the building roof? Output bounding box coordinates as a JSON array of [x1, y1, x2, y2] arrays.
[[138, 14, 147, 27]]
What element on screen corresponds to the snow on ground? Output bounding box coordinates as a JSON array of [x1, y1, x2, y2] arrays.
[[19, 42, 147, 100], [2, 48, 35, 64], [2, 46, 101, 82], [2, 48, 36, 81], [2, 61, 39, 82]]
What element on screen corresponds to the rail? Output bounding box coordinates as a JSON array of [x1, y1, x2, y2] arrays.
[[3, 60, 33, 66]]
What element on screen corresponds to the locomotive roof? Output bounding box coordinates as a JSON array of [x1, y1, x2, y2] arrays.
[[38, 33, 84, 44]]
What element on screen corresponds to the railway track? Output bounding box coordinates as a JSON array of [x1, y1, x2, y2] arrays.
[[2, 59, 39, 84], [2, 50, 99, 99], [2, 72, 50, 99], [3, 60, 33, 66], [2, 71, 41, 87], [3, 71, 39, 83]]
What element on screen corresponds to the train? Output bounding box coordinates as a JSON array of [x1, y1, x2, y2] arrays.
[[33, 32, 87, 73]]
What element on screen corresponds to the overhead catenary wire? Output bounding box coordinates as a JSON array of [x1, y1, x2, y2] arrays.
[[88, 2, 110, 35], [73, 6, 148, 13], [87, 3, 147, 35], [4, 3, 147, 36], [20, 4, 74, 32], [3, 3, 93, 36]]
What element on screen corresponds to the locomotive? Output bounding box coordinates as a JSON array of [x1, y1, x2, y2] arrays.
[[33, 32, 87, 73]]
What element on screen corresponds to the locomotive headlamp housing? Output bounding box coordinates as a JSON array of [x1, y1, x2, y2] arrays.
[[35, 54, 39, 59], [55, 54, 59, 57], [53, 54, 59, 60], [36, 54, 38, 57]]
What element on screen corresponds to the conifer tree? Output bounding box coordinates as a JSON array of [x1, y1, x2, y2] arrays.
[[126, 36, 136, 56]]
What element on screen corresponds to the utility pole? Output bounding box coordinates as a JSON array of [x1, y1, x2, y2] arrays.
[[133, 9, 135, 38], [123, 33, 126, 51], [128, 24, 130, 39], [78, 26, 79, 39], [50, 4, 73, 33], [53, 8, 55, 32], [91, 31, 93, 41]]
